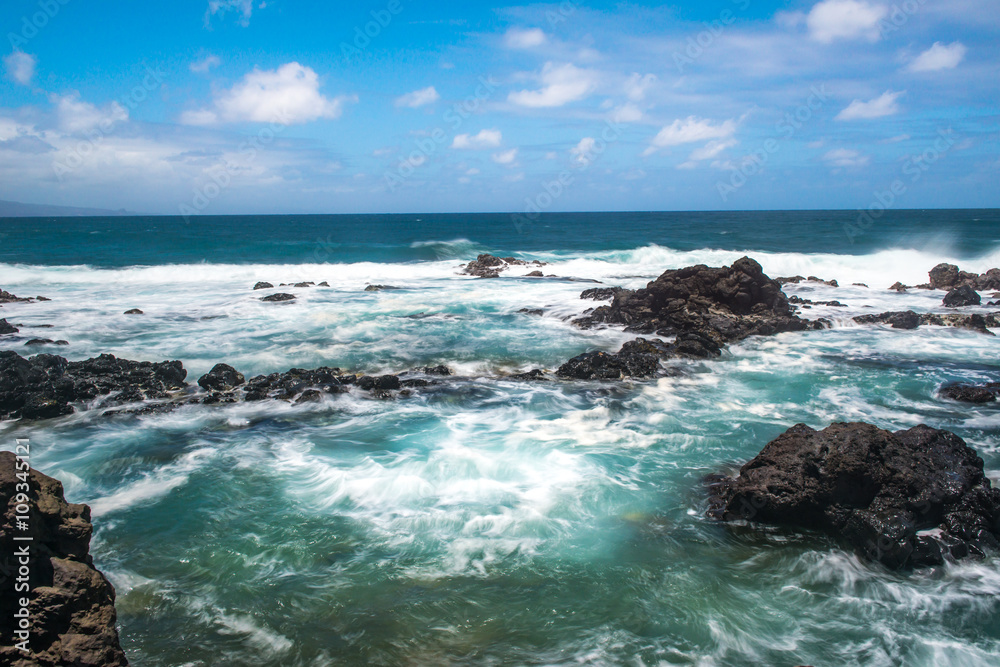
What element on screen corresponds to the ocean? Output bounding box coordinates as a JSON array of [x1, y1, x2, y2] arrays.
[[2, 209, 999, 666]]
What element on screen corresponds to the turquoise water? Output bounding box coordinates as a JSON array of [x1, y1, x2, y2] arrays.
[[2, 211, 1000, 665]]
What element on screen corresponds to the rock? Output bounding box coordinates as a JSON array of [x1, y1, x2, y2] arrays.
[[364, 285, 400, 292], [573, 257, 814, 348], [518, 308, 544, 316], [509, 369, 547, 381], [929, 263, 999, 291], [940, 383, 1000, 404], [556, 349, 659, 380], [853, 283, 869, 288], [0, 352, 187, 421], [1, 318, 19, 334], [929, 263, 965, 290], [707, 422, 1000, 568], [943, 285, 981, 308], [197, 363, 246, 392], [357, 375, 402, 391], [243, 366, 346, 401], [253, 281, 274, 290], [888, 282, 908, 292], [807, 276, 838, 287], [36, 296, 51, 302], [580, 287, 632, 301], [775, 276, 805, 285], [25, 339, 55, 346], [260, 293, 295, 302], [788, 296, 847, 308], [123, 309, 143, 315], [0, 451, 129, 666], [0, 289, 32, 304], [461, 254, 545, 278], [318, 281, 330, 287], [421, 365, 452, 376], [526, 271, 544, 277], [295, 389, 323, 404], [854, 310, 998, 334]]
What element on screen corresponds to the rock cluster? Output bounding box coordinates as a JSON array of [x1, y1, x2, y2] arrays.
[[708, 422, 1000, 568], [775, 276, 839, 287], [1, 319, 19, 335], [0, 352, 187, 420], [939, 382, 1000, 404], [853, 311, 998, 335], [0, 451, 129, 666], [928, 263, 1000, 291], [462, 254, 546, 278]]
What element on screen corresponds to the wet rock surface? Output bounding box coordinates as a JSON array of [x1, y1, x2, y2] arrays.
[[461, 254, 546, 278], [942, 285, 981, 308], [708, 422, 1000, 569], [928, 263, 1000, 291], [1, 319, 19, 335], [939, 382, 1000, 404], [0, 451, 129, 666], [260, 293, 295, 302], [853, 311, 999, 335]]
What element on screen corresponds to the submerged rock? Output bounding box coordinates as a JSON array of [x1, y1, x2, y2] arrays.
[[1, 318, 20, 334], [708, 422, 1000, 569], [0, 289, 32, 303], [253, 281, 274, 290], [260, 293, 295, 302], [364, 285, 400, 292], [940, 382, 1000, 404], [461, 254, 545, 278], [580, 287, 633, 301], [853, 311, 998, 334], [0, 451, 129, 666], [943, 285, 981, 308], [123, 309, 143, 315], [557, 349, 660, 380]]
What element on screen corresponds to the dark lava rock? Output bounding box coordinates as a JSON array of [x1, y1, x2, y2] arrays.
[[518, 308, 544, 316], [295, 389, 323, 404], [940, 383, 1000, 404], [943, 285, 981, 308], [854, 310, 923, 330], [775, 276, 805, 285], [888, 282, 908, 292], [0, 289, 32, 303], [574, 257, 814, 348], [260, 293, 296, 302], [788, 295, 847, 308], [0, 451, 129, 666], [0, 351, 187, 421], [421, 365, 452, 376], [853, 283, 869, 288], [929, 263, 1000, 291], [0, 318, 18, 335], [707, 422, 1000, 569], [243, 367, 346, 401], [920, 312, 997, 335], [318, 281, 330, 287], [357, 375, 402, 391], [123, 309, 143, 315], [253, 281, 274, 290], [462, 254, 545, 278], [294, 282, 315, 288], [509, 368, 547, 381], [364, 285, 400, 292], [557, 350, 658, 380], [25, 339, 55, 346], [197, 363, 246, 392], [526, 271, 544, 277], [580, 287, 633, 301]]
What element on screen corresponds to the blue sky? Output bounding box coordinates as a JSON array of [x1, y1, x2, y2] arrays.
[[1, 0, 997, 214]]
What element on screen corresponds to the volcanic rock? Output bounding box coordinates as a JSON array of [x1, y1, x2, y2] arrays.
[[943, 285, 981, 308], [0, 451, 129, 666], [197, 363, 246, 392], [707, 422, 1000, 568], [260, 293, 295, 302], [939, 383, 1000, 404], [123, 309, 143, 315], [461, 254, 545, 278], [364, 285, 400, 292], [1, 319, 19, 335], [253, 282, 273, 290], [580, 287, 633, 301]]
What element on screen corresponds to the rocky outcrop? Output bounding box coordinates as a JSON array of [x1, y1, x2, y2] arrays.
[[260, 293, 295, 302], [1, 319, 19, 335], [708, 422, 1000, 569], [0, 451, 128, 666], [928, 263, 1000, 291], [252, 281, 273, 290], [943, 285, 981, 308], [0, 352, 187, 421], [461, 254, 546, 278], [364, 285, 400, 292], [574, 257, 816, 347], [776, 276, 839, 287], [580, 287, 633, 301], [853, 311, 998, 335], [1, 290, 33, 304], [197, 364, 245, 392], [939, 382, 1000, 404], [122, 310, 143, 316]]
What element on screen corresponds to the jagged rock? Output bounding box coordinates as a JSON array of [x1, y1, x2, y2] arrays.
[[0, 451, 129, 666], [854, 311, 999, 334], [853, 283, 869, 288], [775, 276, 805, 285], [929, 263, 1000, 291], [252, 282, 273, 290], [294, 282, 315, 288], [1, 319, 20, 334], [357, 375, 402, 391], [364, 285, 400, 292], [574, 257, 815, 348], [940, 383, 1000, 404], [707, 422, 1000, 569], [580, 287, 633, 301], [852, 310, 922, 330], [295, 389, 323, 404], [518, 308, 544, 316], [420, 365, 452, 376], [788, 295, 847, 308], [943, 285, 981, 308], [197, 363, 246, 392], [526, 271, 544, 277], [243, 367, 347, 401], [509, 369, 547, 381], [461, 254, 545, 278], [556, 349, 659, 380], [123, 309, 143, 315], [0, 352, 187, 421], [260, 293, 295, 302], [318, 281, 330, 287], [0, 289, 32, 304], [888, 282, 908, 292]]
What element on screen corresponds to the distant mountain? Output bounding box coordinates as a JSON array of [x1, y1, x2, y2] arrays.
[[0, 199, 134, 217]]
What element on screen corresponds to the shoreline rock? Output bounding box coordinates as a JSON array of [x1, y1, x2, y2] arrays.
[[928, 263, 1000, 291], [853, 311, 998, 335], [939, 382, 1000, 404], [461, 254, 546, 278], [0, 451, 129, 666], [707, 422, 1000, 569], [942, 285, 981, 308]]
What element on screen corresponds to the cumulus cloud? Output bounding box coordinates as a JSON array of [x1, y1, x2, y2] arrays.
[[806, 0, 887, 43], [395, 86, 440, 108], [835, 90, 903, 120], [908, 41, 967, 72], [4, 51, 37, 86], [492, 148, 518, 165], [570, 137, 596, 166], [508, 62, 599, 108], [190, 54, 221, 73], [504, 28, 546, 49], [181, 62, 355, 125], [688, 139, 738, 162], [206, 0, 254, 26], [451, 129, 502, 149], [53, 94, 129, 134], [643, 116, 738, 156], [624, 73, 657, 102], [823, 148, 869, 167]]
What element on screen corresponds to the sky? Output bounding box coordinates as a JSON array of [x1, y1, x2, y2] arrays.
[[0, 0, 997, 214]]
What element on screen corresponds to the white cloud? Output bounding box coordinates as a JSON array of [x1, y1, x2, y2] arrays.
[[806, 0, 887, 43], [504, 28, 546, 49], [206, 0, 254, 26], [570, 137, 597, 166], [643, 116, 738, 156], [689, 139, 737, 162], [881, 134, 910, 143], [492, 148, 518, 165], [908, 41, 967, 72], [611, 103, 643, 123], [508, 62, 599, 108], [54, 94, 129, 134], [4, 51, 36, 86], [624, 73, 657, 101], [835, 90, 903, 121], [823, 148, 869, 167], [181, 62, 355, 125], [395, 86, 440, 108], [451, 129, 502, 149], [190, 55, 221, 73]]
